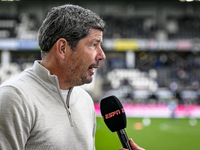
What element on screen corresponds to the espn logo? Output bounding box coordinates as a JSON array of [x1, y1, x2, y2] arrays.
[[103, 108, 125, 120]]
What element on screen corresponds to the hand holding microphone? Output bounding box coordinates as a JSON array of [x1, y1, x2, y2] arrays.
[[119, 139, 145, 150], [100, 95, 145, 150]]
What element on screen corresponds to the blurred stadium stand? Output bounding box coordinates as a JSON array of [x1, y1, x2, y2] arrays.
[[1, 0, 200, 105]]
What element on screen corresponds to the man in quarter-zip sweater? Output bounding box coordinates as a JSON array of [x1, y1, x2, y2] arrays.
[[0, 4, 144, 150], [0, 4, 105, 150]]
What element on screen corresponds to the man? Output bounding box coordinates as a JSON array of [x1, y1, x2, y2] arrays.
[[0, 4, 144, 150]]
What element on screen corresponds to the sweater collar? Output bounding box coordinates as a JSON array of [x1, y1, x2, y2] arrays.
[[32, 60, 60, 88]]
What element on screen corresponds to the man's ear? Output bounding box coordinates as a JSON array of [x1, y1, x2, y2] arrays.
[[56, 38, 70, 60]]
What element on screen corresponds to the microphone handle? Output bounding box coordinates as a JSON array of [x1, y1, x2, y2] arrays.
[[116, 129, 133, 150]]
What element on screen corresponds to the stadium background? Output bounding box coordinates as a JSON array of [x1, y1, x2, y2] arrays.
[[0, 0, 200, 149]]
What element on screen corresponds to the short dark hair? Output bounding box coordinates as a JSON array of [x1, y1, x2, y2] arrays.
[[38, 4, 106, 56]]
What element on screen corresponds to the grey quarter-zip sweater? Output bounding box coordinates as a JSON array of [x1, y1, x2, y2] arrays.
[[0, 61, 96, 150]]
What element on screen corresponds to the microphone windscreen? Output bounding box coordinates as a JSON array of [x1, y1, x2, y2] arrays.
[[100, 95, 127, 132]]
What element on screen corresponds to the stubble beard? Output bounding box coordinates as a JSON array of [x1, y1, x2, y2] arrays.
[[80, 70, 93, 85], [66, 66, 92, 87]]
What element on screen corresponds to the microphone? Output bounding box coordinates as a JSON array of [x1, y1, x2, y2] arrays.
[[100, 95, 132, 150]]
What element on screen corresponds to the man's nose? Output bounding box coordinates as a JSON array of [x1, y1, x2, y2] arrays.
[[98, 47, 106, 61]]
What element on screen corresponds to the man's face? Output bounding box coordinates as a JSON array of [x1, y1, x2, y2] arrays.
[[64, 28, 106, 87]]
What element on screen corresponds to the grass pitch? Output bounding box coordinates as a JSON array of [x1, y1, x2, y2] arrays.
[[95, 117, 200, 150]]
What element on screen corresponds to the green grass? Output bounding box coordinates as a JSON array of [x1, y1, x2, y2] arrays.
[[95, 117, 200, 150]]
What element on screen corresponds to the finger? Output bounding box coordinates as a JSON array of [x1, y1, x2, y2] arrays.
[[129, 138, 145, 150]]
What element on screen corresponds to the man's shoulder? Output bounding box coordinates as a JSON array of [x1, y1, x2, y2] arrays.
[[0, 69, 31, 87]]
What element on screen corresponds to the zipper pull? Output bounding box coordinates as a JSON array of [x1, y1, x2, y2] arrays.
[[68, 108, 74, 127], [68, 108, 71, 115]]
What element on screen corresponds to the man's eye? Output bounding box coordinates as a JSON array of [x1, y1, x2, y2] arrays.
[[92, 43, 98, 47]]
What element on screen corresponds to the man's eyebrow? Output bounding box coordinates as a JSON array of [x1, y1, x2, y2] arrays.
[[93, 39, 101, 43]]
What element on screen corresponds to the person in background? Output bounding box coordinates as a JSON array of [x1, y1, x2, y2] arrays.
[[0, 4, 144, 150], [168, 96, 178, 121]]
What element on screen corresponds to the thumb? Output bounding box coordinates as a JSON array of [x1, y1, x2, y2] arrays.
[[129, 138, 145, 150]]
